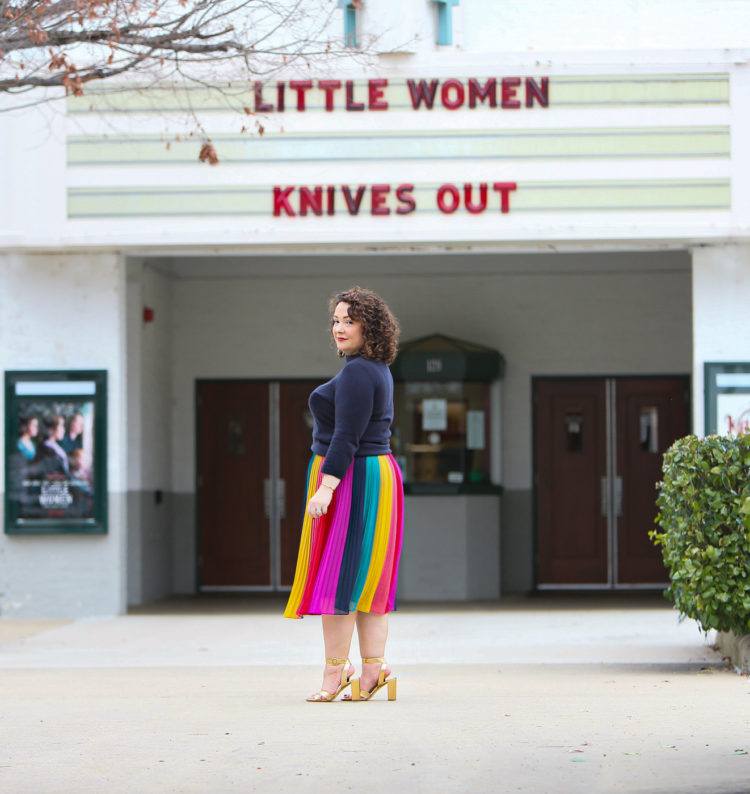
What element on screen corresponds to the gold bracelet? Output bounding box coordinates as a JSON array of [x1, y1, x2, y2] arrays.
[[320, 483, 335, 493]]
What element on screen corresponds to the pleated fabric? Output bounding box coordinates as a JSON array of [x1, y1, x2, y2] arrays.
[[283, 453, 404, 619]]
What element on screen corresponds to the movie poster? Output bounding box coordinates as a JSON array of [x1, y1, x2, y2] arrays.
[[716, 393, 750, 436], [5, 372, 107, 533]]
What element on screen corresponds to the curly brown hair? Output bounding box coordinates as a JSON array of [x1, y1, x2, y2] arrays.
[[329, 286, 400, 364]]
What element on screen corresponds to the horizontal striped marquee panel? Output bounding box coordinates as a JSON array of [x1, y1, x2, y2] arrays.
[[67, 127, 729, 166], [65, 73, 729, 115], [67, 179, 730, 219]]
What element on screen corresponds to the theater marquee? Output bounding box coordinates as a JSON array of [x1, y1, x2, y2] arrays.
[[65, 72, 731, 229]]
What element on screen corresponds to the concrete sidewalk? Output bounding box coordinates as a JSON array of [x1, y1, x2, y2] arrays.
[[1, 595, 749, 793]]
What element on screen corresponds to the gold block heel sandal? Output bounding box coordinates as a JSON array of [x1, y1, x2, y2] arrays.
[[350, 657, 397, 701], [306, 658, 353, 702]]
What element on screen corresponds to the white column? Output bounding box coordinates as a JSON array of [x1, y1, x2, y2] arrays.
[[691, 244, 750, 436]]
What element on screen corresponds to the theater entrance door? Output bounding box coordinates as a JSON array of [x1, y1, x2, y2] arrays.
[[534, 376, 689, 588], [197, 380, 321, 590]]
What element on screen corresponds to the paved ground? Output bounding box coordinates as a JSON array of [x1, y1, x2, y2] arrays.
[[1, 594, 749, 794]]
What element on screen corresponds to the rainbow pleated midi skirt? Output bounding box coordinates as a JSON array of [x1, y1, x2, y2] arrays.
[[284, 453, 404, 619]]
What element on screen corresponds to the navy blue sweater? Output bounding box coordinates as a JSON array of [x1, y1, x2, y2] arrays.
[[309, 355, 394, 478]]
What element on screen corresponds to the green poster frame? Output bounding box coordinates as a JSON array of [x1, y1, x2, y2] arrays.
[[4, 370, 108, 534]]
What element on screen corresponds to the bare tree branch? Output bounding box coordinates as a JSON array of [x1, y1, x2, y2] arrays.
[[0, 0, 372, 103]]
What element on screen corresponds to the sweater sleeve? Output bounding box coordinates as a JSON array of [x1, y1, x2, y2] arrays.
[[321, 361, 376, 478]]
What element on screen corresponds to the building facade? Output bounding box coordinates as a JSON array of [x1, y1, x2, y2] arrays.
[[2, 1, 750, 616]]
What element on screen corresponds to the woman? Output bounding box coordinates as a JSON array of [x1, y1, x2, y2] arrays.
[[34, 414, 70, 476], [17, 416, 39, 460], [60, 411, 84, 455], [284, 286, 403, 703]]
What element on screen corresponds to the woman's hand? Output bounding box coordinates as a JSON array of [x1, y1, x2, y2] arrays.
[[307, 486, 332, 519], [306, 476, 340, 519]]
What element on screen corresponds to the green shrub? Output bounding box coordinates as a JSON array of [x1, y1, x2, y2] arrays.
[[651, 433, 750, 636]]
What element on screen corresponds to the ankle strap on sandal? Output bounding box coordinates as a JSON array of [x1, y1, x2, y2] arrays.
[[361, 657, 386, 664], [326, 657, 349, 666]]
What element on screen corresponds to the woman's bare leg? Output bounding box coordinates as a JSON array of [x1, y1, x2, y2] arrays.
[[355, 611, 390, 692], [313, 613, 357, 698]]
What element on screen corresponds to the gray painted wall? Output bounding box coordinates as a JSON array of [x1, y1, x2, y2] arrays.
[[399, 495, 501, 600], [501, 489, 535, 594]]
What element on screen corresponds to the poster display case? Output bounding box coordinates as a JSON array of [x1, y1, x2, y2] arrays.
[[4, 370, 107, 534], [704, 362, 750, 436]]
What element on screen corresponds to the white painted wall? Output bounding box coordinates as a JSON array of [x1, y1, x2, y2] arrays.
[[0, 252, 127, 617], [0, 102, 65, 251], [691, 244, 750, 436], [462, 1, 750, 52], [365, 0, 750, 54]]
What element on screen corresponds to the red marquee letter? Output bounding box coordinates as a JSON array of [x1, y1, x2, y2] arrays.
[[346, 81, 365, 111], [369, 79, 389, 110], [318, 80, 342, 112], [501, 78, 521, 109], [464, 183, 488, 214], [343, 185, 366, 215], [254, 82, 273, 113], [371, 185, 391, 215], [526, 77, 549, 108], [468, 78, 496, 108], [437, 184, 460, 213], [396, 184, 416, 215], [273, 186, 295, 217], [289, 80, 313, 111], [299, 186, 323, 216], [441, 78, 465, 110], [407, 79, 439, 109], [492, 182, 517, 213]]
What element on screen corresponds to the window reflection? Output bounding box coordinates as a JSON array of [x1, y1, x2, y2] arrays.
[[565, 413, 583, 453], [392, 381, 490, 485], [640, 406, 659, 453]]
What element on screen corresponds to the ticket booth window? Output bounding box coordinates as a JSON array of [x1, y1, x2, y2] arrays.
[[393, 381, 490, 486], [389, 334, 504, 494]]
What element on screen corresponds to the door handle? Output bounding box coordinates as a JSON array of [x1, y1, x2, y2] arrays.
[[277, 479, 286, 520], [263, 479, 272, 519], [264, 478, 286, 519], [614, 477, 623, 518], [601, 476, 623, 518]]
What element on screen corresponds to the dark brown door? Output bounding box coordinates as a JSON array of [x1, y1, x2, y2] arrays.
[[279, 380, 322, 586], [615, 378, 689, 583], [535, 376, 689, 587], [197, 380, 322, 589], [536, 379, 609, 585], [198, 381, 270, 587]]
